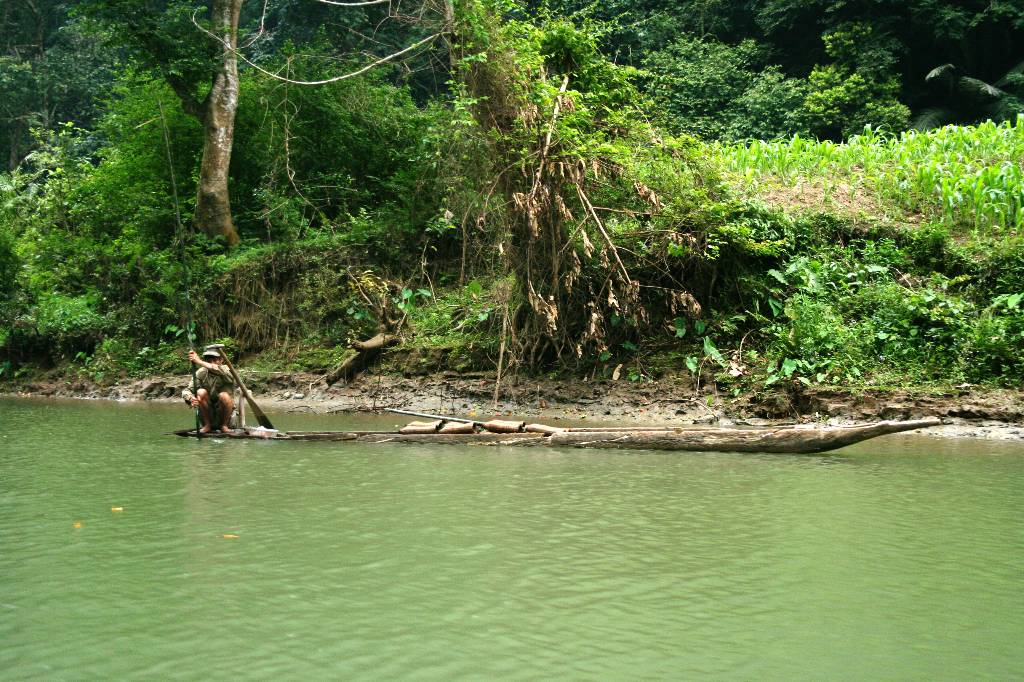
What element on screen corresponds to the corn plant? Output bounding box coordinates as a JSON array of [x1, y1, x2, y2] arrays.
[[716, 115, 1024, 234]]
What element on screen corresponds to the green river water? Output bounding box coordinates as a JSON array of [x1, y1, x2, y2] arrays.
[[1, 397, 1022, 680]]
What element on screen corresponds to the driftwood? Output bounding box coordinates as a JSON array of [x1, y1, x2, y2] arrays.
[[439, 422, 476, 434], [399, 420, 442, 434], [172, 417, 942, 454], [525, 423, 565, 435], [483, 419, 526, 433], [326, 333, 399, 385]]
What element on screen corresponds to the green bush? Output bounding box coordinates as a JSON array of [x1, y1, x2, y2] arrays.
[[33, 294, 109, 358], [773, 294, 872, 381], [0, 227, 16, 298], [962, 295, 1024, 384], [802, 23, 910, 140], [644, 36, 809, 141]]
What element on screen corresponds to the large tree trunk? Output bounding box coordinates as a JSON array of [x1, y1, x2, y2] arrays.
[[195, 0, 242, 246]]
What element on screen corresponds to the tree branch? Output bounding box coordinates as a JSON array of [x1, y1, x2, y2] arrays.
[[165, 73, 206, 120], [192, 11, 442, 86], [317, 0, 392, 5]]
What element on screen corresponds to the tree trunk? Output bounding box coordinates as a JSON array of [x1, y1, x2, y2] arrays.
[[9, 123, 23, 171], [195, 0, 242, 246]]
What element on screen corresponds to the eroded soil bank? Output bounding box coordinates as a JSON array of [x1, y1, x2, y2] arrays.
[[5, 370, 1023, 441]]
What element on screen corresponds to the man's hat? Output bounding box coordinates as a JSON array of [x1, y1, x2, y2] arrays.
[[202, 346, 222, 359]]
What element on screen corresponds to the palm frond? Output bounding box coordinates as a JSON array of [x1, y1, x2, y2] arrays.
[[911, 107, 951, 130], [958, 76, 1004, 101], [925, 63, 956, 83], [995, 60, 1024, 88], [987, 97, 1024, 122], [995, 71, 1024, 93]]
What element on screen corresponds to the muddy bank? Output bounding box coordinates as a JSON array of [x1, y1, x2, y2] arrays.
[[4, 370, 1023, 442]]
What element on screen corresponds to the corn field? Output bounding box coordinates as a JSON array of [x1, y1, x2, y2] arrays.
[[716, 116, 1024, 233]]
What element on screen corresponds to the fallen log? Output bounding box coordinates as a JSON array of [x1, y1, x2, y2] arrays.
[[399, 420, 443, 434], [439, 422, 476, 434], [483, 419, 526, 433], [525, 423, 565, 435], [326, 334, 400, 385]]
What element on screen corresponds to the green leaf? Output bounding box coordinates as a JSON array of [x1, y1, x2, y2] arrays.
[[781, 358, 798, 377], [703, 336, 726, 367], [673, 317, 687, 338], [767, 269, 787, 285], [768, 298, 784, 317], [1007, 293, 1023, 309], [416, 288, 432, 298], [694, 320, 706, 335], [599, 350, 612, 362], [685, 356, 698, 373], [622, 340, 639, 352]]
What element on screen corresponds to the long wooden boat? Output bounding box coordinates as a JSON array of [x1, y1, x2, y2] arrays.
[[171, 417, 942, 454]]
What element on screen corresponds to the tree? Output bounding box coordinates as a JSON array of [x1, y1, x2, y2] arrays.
[[0, 1, 117, 169], [194, 0, 243, 245], [801, 23, 909, 139], [79, 0, 246, 244], [643, 35, 808, 141]]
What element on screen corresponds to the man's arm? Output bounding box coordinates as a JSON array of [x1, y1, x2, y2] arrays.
[[188, 350, 218, 371], [188, 351, 235, 387]]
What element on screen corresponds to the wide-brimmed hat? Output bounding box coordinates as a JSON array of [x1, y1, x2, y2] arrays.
[[201, 346, 222, 359]]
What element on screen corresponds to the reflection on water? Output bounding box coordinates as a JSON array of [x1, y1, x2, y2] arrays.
[[1, 398, 1022, 679]]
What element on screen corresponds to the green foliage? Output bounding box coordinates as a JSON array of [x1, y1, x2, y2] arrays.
[[802, 24, 910, 139], [962, 294, 1024, 381], [233, 57, 440, 243], [4, 0, 1024, 396], [32, 294, 109, 358], [916, 62, 1024, 129], [740, 236, 1023, 386], [0, 226, 17, 299], [718, 118, 1024, 233], [643, 36, 808, 141]]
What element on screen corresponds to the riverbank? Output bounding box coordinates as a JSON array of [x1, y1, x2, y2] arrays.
[[4, 370, 1023, 441]]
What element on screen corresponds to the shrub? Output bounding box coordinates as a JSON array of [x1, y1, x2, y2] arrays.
[[961, 295, 1024, 384], [33, 294, 109, 358], [644, 36, 809, 141]]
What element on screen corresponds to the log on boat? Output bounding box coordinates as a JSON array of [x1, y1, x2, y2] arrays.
[[171, 418, 941, 453]]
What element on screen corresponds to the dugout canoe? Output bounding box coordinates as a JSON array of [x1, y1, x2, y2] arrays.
[[171, 417, 942, 454]]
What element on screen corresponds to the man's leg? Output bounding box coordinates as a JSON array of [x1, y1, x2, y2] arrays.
[[217, 391, 235, 432], [196, 388, 213, 433]]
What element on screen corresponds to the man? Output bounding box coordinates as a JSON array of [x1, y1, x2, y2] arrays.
[[182, 346, 237, 434]]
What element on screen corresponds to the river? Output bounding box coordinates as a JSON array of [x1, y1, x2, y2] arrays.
[[1, 398, 1022, 679]]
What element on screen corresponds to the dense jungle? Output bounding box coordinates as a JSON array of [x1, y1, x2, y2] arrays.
[[1, 0, 1022, 411]]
